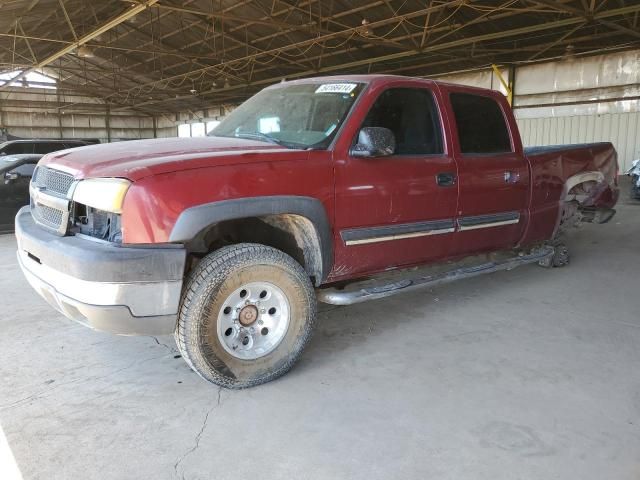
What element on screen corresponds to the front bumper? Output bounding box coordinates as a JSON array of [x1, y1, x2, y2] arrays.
[[15, 206, 186, 335]]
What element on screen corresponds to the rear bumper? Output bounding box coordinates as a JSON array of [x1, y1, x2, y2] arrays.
[[15, 206, 186, 335]]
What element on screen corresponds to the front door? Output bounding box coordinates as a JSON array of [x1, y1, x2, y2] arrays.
[[332, 85, 459, 278], [445, 89, 530, 256], [0, 161, 36, 231]]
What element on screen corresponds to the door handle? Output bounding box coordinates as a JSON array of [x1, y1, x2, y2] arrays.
[[504, 171, 520, 183], [436, 172, 456, 187]]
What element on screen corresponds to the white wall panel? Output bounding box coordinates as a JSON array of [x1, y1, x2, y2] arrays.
[[517, 112, 640, 171]]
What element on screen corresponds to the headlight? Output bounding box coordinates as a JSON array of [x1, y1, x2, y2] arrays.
[[73, 178, 131, 214]]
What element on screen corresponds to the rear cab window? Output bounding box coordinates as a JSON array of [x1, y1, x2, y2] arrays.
[[450, 92, 512, 154]]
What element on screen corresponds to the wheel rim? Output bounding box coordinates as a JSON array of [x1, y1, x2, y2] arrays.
[[216, 281, 290, 360]]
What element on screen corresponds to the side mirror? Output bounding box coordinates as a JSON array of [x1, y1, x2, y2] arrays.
[[351, 127, 396, 157], [4, 171, 19, 185]]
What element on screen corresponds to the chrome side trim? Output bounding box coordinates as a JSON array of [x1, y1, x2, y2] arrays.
[[457, 211, 520, 232], [345, 228, 454, 245], [342, 219, 455, 246], [458, 218, 520, 231]]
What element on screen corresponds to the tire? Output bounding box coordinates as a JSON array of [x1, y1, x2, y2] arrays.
[[538, 238, 570, 268], [175, 243, 316, 389], [550, 243, 570, 267]]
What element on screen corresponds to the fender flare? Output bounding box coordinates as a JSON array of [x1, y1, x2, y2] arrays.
[[551, 170, 607, 239], [169, 195, 333, 283], [562, 171, 605, 200]]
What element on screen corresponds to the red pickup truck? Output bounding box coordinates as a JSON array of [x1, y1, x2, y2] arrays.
[[16, 75, 618, 388]]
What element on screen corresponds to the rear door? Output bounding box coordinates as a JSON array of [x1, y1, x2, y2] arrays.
[[445, 89, 530, 256], [333, 83, 459, 277]]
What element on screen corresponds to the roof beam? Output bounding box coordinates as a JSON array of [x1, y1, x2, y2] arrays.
[[530, 0, 640, 40], [123, 2, 640, 110], [109, 1, 467, 97], [85, 2, 559, 104], [57, 0, 78, 41], [100, 0, 422, 85], [0, 0, 159, 91]]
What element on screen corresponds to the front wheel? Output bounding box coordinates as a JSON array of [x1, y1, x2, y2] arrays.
[[175, 243, 316, 389], [538, 240, 570, 268]]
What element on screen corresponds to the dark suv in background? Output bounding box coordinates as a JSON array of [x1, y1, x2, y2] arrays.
[[0, 139, 91, 232], [0, 139, 90, 156]]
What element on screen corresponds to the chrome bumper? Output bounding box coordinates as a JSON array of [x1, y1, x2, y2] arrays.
[[15, 207, 186, 335]]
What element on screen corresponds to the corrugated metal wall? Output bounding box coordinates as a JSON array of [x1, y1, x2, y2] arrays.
[[440, 50, 639, 172], [517, 112, 640, 171], [1, 110, 158, 141]]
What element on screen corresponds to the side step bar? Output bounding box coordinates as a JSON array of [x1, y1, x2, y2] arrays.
[[317, 246, 555, 306]]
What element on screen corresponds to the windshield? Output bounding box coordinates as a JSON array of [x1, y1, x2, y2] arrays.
[[210, 82, 365, 149]]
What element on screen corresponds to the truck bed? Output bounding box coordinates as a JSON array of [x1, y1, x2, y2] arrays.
[[522, 141, 618, 245]]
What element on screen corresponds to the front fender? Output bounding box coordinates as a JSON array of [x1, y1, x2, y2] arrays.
[[169, 195, 333, 283]]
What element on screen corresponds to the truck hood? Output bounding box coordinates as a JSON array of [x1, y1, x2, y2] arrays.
[[39, 136, 296, 181]]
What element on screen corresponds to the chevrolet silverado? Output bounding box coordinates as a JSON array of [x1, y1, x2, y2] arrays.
[[16, 75, 619, 388]]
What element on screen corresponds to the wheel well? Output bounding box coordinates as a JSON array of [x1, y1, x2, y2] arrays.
[[564, 171, 605, 202], [188, 214, 323, 286]]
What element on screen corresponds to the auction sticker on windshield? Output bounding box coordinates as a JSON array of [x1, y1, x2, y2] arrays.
[[315, 83, 357, 94]]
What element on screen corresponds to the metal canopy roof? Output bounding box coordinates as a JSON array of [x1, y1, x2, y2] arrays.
[[1, 0, 639, 115]]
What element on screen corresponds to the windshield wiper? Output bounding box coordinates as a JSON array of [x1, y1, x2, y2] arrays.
[[231, 132, 282, 145], [212, 132, 304, 149]]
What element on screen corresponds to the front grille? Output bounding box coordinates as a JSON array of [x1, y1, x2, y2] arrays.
[[31, 200, 64, 229], [30, 166, 74, 235], [32, 166, 74, 196]]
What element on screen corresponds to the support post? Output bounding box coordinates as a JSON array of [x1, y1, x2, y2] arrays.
[[491, 63, 513, 105], [56, 89, 63, 138], [508, 65, 516, 107], [106, 104, 111, 142]]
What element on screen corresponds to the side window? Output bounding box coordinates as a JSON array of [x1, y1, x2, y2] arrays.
[[11, 163, 37, 177], [361, 88, 443, 155], [5, 143, 32, 155], [450, 92, 512, 154], [33, 142, 63, 154]]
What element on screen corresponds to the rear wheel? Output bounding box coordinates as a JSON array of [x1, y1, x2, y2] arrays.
[[175, 243, 316, 389], [539, 238, 570, 268], [550, 243, 570, 267]]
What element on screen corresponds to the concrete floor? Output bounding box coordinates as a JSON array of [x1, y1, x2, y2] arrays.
[[1, 199, 639, 480]]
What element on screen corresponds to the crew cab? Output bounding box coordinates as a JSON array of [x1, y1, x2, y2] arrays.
[[15, 75, 619, 388]]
